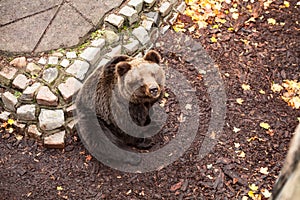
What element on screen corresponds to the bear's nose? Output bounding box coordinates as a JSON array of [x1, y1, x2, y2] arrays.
[[149, 86, 159, 96]]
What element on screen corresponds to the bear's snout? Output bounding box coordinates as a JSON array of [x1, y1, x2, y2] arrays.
[[149, 85, 159, 96]]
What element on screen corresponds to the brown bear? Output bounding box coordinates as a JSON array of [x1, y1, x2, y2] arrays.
[[75, 50, 165, 150]]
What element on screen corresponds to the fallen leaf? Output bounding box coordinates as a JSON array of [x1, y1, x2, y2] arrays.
[[261, 188, 272, 198], [242, 84, 251, 91], [236, 98, 244, 105], [15, 134, 23, 141], [237, 151, 246, 158], [234, 142, 240, 148], [7, 119, 15, 125], [85, 154, 92, 162], [210, 36, 218, 43], [266, 129, 274, 137], [271, 83, 283, 93], [283, 1, 290, 7], [260, 122, 270, 130], [57, 186, 63, 191], [233, 127, 241, 133], [126, 189, 132, 195], [259, 89, 266, 94], [259, 167, 269, 175], [170, 180, 183, 192], [249, 183, 258, 191], [267, 18, 276, 25], [232, 12, 239, 20]]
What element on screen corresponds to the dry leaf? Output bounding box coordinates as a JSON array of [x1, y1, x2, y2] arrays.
[[242, 84, 251, 91], [261, 188, 272, 198], [271, 83, 283, 93], [259, 167, 269, 175], [260, 122, 270, 130], [267, 18, 276, 25], [233, 127, 241, 133], [236, 98, 244, 105], [249, 183, 258, 191]]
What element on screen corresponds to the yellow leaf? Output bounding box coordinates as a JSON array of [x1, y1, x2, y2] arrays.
[[228, 27, 234, 31], [267, 18, 276, 25], [173, 25, 186, 32], [283, 1, 290, 7], [248, 190, 255, 198], [249, 183, 258, 191], [242, 84, 251, 91], [259, 167, 269, 175], [212, 24, 219, 29], [271, 83, 283, 92], [236, 98, 244, 105], [7, 119, 14, 125], [259, 89, 266, 94], [261, 188, 272, 198], [57, 186, 63, 191], [260, 122, 270, 130], [210, 36, 218, 43]]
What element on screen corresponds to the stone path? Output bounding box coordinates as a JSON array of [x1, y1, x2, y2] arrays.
[[0, 0, 123, 54], [0, 0, 186, 147]]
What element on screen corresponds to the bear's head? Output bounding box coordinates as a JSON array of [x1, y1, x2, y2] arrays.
[[115, 50, 165, 103]]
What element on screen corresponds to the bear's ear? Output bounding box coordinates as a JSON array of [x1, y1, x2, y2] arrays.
[[116, 62, 132, 77], [144, 50, 161, 64]]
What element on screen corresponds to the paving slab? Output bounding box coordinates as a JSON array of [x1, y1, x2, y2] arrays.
[[34, 3, 93, 52], [0, 7, 58, 53], [0, 0, 124, 53], [0, 0, 62, 25]]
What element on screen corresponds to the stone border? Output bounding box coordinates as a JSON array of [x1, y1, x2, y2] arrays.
[[0, 0, 185, 148]]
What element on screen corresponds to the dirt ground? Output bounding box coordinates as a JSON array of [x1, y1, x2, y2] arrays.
[[0, 1, 299, 200]]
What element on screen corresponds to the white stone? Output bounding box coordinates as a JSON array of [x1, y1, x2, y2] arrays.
[[58, 77, 83, 101], [176, 1, 187, 14], [27, 124, 42, 138], [0, 66, 18, 85], [38, 57, 47, 65], [26, 63, 41, 74], [12, 74, 30, 90], [132, 26, 150, 45], [128, 0, 144, 13], [119, 6, 138, 25], [9, 57, 27, 68], [124, 39, 140, 54], [1, 91, 18, 111], [17, 104, 36, 121], [79, 47, 101, 65], [0, 111, 11, 121], [142, 18, 154, 31], [36, 86, 58, 106], [106, 45, 122, 58], [91, 38, 106, 48], [44, 131, 65, 148], [104, 30, 120, 44], [60, 59, 70, 68], [48, 56, 59, 65], [66, 52, 77, 59], [21, 82, 41, 101], [105, 14, 124, 28], [66, 60, 90, 80], [159, 2, 172, 17], [42, 67, 58, 83], [39, 109, 64, 131]]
